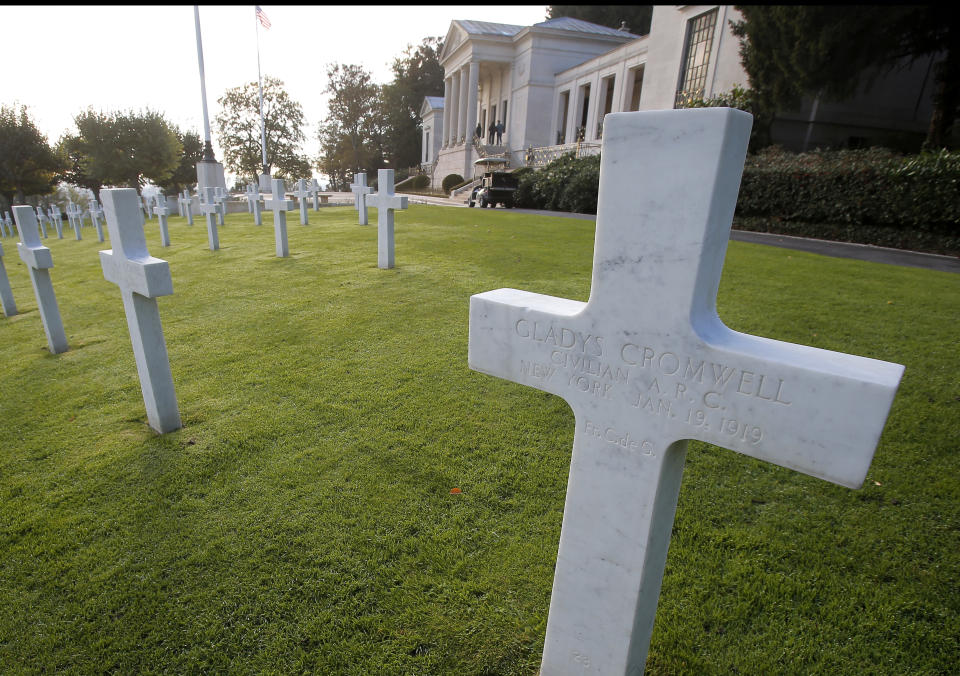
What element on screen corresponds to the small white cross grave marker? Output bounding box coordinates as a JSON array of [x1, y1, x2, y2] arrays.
[[213, 187, 227, 226], [89, 199, 105, 242], [35, 206, 49, 238], [247, 183, 263, 226], [68, 203, 83, 240], [264, 178, 295, 257], [294, 179, 310, 225], [179, 190, 194, 226], [308, 178, 321, 210], [199, 187, 220, 250], [0, 241, 17, 317], [245, 184, 256, 213], [50, 206, 64, 239], [153, 193, 172, 247], [349, 172, 372, 225], [366, 169, 408, 270], [142, 194, 152, 220], [0, 212, 10, 238], [99, 188, 181, 434], [12, 206, 68, 353], [467, 109, 905, 676]]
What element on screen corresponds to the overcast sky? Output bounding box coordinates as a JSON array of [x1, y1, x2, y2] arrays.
[[3, 5, 549, 181]]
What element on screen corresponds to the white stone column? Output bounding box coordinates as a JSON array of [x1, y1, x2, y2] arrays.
[[449, 71, 461, 146], [442, 77, 451, 147], [466, 61, 479, 145], [458, 65, 469, 143]]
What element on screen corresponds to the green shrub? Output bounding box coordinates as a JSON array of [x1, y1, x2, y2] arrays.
[[442, 174, 464, 193], [514, 153, 600, 213]]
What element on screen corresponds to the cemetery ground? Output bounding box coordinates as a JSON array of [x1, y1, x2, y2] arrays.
[[0, 205, 957, 674]]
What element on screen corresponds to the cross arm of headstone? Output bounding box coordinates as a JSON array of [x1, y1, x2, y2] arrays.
[[14, 208, 54, 269], [368, 190, 408, 212], [100, 191, 173, 299]]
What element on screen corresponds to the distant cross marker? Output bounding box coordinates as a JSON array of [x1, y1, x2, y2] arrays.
[[99, 189, 181, 434], [264, 178, 295, 257], [153, 193, 172, 247], [142, 194, 152, 220], [12, 205, 68, 353], [0, 242, 17, 317], [308, 179, 321, 210], [67, 202, 83, 240], [294, 179, 310, 225], [89, 199, 105, 242], [247, 183, 263, 225], [349, 172, 372, 225], [468, 109, 905, 676], [199, 187, 220, 250], [179, 190, 194, 226], [50, 206, 64, 239], [366, 169, 408, 269], [35, 206, 49, 238], [0, 212, 11, 237], [213, 187, 227, 225]]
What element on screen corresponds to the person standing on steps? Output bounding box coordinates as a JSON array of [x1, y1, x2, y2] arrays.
[[495, 120, 504, 145]]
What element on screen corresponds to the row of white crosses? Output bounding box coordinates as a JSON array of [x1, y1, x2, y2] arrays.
[[1, 112, 904, 675], [468, 108, 904, 675], [7, 191, 180, 432]]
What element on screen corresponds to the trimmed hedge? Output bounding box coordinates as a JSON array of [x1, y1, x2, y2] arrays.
[[512, 148, 960, 254], [442, 174, 464, 193]]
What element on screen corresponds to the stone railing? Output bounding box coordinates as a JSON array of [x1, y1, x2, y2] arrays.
[[523, 141, 601, 168]]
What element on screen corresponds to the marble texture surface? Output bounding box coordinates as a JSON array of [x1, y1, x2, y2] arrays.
[[366, 169, 408, 270], [99, 188, 181, 434], [467, 108, 905, 675], [12, 205, 68, 353]]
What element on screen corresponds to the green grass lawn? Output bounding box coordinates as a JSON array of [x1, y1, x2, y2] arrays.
[[0, 205, 957, 674]]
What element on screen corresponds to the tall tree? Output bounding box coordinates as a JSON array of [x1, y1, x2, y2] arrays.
[[380, 37, 445, 170], [214, 76, 312, 181], [155, 127, 204, 195], [731, 6, 959, 150], [0, 104, 62, 205], [317, 63, 384, 190], [548, 6, 652, 35], [59, 108, 182, 193]]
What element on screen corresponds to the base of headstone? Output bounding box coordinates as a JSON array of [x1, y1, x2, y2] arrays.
[[196, 160, 226, 192], [258, 174, 272, 192]]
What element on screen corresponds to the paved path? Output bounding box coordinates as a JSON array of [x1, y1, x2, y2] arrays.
[[400, 195, 958, 273]]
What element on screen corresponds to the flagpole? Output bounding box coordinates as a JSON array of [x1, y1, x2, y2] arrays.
[[255, 6, 268, 175], [194, 5, 216, 162]]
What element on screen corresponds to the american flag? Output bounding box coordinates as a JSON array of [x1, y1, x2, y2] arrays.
[[256, 5, 271, 29]]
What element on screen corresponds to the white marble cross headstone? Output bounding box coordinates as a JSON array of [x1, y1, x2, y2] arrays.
[[0, 212, 10, 238], [89, 199, 105, 242], [264, 178, 295, 257], [35, 206, 49, 238], [179, 189, 194, 226], [99, 188, 181, 434], [0, 241, 17, 317], [50, 206, 64, 239], [213, 187, 227, 226], [12, 206, 68, 353], [349, 172, 372, 225], [468, 109, 905, 676], [153, 193, 172, 247], [142, 194, 152, 220], [366, 169, 408, 270], [308, 178, 321, 210], [245, 184, 256, 213], [294, 178, 310, 225], [199, 187, 220, 250], [247, 183, 263, 226], [71, 202, 84, 240]]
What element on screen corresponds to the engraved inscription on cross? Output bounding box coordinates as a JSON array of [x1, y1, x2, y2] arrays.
[[264, 178, 295, 257], [99, 189, 181, 434], [468, 109, 904, 676], [294, 178, 310, 225], [12, 205, 68, 353], [366, 168, 408, 270], [349, 172, 372, 225]]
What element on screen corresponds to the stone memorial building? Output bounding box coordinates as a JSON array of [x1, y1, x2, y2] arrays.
[[424, 5, 938, 188]]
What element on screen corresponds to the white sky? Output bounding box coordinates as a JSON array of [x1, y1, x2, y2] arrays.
[[3, 4, 549, 182]]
